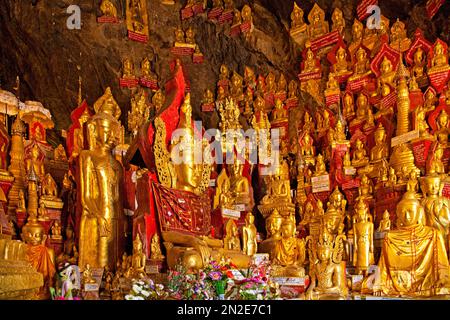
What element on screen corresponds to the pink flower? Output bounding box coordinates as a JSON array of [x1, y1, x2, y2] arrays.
[[209, 271, 222, 281]]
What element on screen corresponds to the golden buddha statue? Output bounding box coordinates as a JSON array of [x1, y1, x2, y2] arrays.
[[271, 217, 306, 278], [260, 209, 283, 254], [352, 198, 374, 275], [122, 58, 135, 80], [150, 233, 165, 260], [349, 47, 372, 82], [18, 189, 26, 210], [37, 202, 50, 222], [306, 228, 348, 300], [224, 219, 241, 251], [332, 47, 352, 77], [429, 41, 450, 74], [241, 4, 252, 25], [185, 26, 196, 45], [290, 2, 307, 34], [202, 89, 214, 106], [414, 104, 433, 139], [141, 57, 157, 80], [100, 0, 118, 18], [377, 57, 396, 97], [21, 217, 56, 299], [228, 162, 251, 207], [50, 220, 62, 240], [56, 225, 78, 265], [314, 154, 327, 176], [349, 19, 363, 55], [126, 0, 149, 35], [374, 191, 450, 297], [420, 175, 450, 250], [265, 72, 276, 93], [78, 87, 125, 271], [356, 174, 373, 202], [72, 107, 91, 157], [434, 109, 450, 146], [343, 151, 352, 168], [244, 66, 257, 89], [424, 88, 437, 112], [174, 26, 185, 44], [370, 124, 389, 162], [54, 144, 67, 162], [41, 173, 58, 200], [325, 72, 340, 96], [377, 210, 391, 232], [288, 80, 298, 99], [299, 131, 315, 165], [242, 213, 257, 256], [389, 19, 411, 52], [219, 64, 229, 82], [26, 144, 45, 181], [350, 93, 369, 127], [331, 8, 345, 35], [127, 234, 146, 279], [343, 92, 355, 119], [330, 119, 349, 147], [352, 139, 369, 168], [302, 47, 320, 73], [272, 99, 287, 122], [152, 89, 165, 114], [307, 3, 329, 41], [82, 264, 96, 284], [230, 71, 244, 102], [412, 47, 426, 79], [277, 74, 287, 95]]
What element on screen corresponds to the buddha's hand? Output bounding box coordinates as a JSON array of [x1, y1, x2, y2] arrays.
[[98, 217, 111, 237]]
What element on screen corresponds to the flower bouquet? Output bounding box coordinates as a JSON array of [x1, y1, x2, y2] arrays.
[[166, 263, 215, 300], [125, 279, 168, 300]]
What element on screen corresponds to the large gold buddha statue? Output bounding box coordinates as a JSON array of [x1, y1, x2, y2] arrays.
[[78, 87, 125, 271], [374, 191, 450, 297]]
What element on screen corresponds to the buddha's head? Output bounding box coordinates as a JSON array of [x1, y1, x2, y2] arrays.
[[329, 186, 344, 209], [356, 93, 368, 108], [355, 139, 363, 150], [332, 8, 343, 23], [317, 229, 333, 262], [306, 48, 314, 61], [123, 58, 133, 73], [185, 26, 195, 39], [220, 64, 229, 76], [374, 124, 386, 144], [292, 3, 303, 21], [246, 212, 255, 225], [380, 57, 393, 74], [413, 48, 424, 65], [22, 219, 46, 246], [281, 218, 296, 239], [438, 110, 448, 128], [355, 198, 368, 221], [356, 47, 367, 62], [266, 209, 283, 238], [352, 19, 363, 39], [382, 210, 390, 220], [93, 117, 117, 150], [396, 191, 425, 227], [133, 234, 143, 253], [323, 208, 342, 235], [336, 47, 347, 62], [421, 175, 442, 196], [434, 42, 444, 56]]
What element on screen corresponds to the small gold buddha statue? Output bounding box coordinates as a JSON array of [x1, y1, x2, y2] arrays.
[[122, 58, 135, 80], [185, 26, 196, 45], [374, 191, 450, 297], [56, 225, 78, 265], [174, 26, 185, 44], [370, 124, 389, 163], [314, 154, 327, 176], [26, 144, 45, 180], [288, 80, 298, 99], [412, 47, 426, 79], [100, 0, 118, 18], [352, 199, 374, 275], [54, 144, 67, 161], [420, 175, 450, 250], [290, 2, 307, 34], [343, 92, 355, 119], [377, 210, 391, 232], [352, 139, 369, 168], [377, 56, 396, 97], [277, 74, 287, 96], [51, 221, 62, 240], [349, 47, 372, 82], [202, 89, 214, 106], [349, 19, 364, 54], [331, 8, 345, 35], [350, 93, 370, 127], [152, 89, 165, 114], [18, 189, 26, 211], [265, 72, 276, 93], [150, 233, 164, 260], [302, 47, 320, 73], [356, 174, 373, 202], [343, 151, 352, 169], [306, 228, 348, 300], [41, 173, 58, 200], [242, 213, 257, 256], [141, 57, 157, 80], [224, 219, 241, 251], [230, 71, 244, 102], [389, 19, 411, 52], [415, 104, 433, 139], [424, 88, 438, 112], [83, 264, 96, 284], [271, 217, 306, 278], [241, 4, 252, 25], [330, 119, 349, 147], [219, 64, 229, 82], [325, 72, 340, 96], [429, 41, 450, 74], [127, 234, 146, 279], [37, 202, 50, 222], [332, 47, 352, 77], [307, 3, 329, 41], [434, 109, 450, 146], [272, 99, 287, 122]]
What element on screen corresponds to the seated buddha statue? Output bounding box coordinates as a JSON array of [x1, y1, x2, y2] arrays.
[[330, 119, 348, 146], [290, 2, 307, 34], [424, 88, 438, 112], [300, 131, 315, 164], [272, 99, 287, 122], [21, 217, 56, 299], [277, 74, 287, 96], [265, 72, 277, 93], [389, 19, 411, 52], [185, 26, 196, 45], [377, 57, 396, 97], [352, 139, 369, 168], [434, 110, 450, 147], [224, 219, 241, 252], [349, 19, 363, 55], [350, 93, 370, 127], [332, 47, 352, 78], [230, 71, 244, 102], [141, 57, 157, 81], [41, 173, 59, 200], [126, 234, 146, 279], [302, 48, 320, 73], [325, 72, 340, 96], [219, 64, 229, 82], [374, 191, 450, 297], [420, 174, 450, 251], [122, 58, 135, 80], [228, 162, 251, 207], [412, 47, 426, 79], [307, 4, 329, 41], [343, 92, 355, 119], [313, 154, 327, 176], [377, 210, 391, 232], [348, 47, 372, 82], [370, 124, 389, 163], [356, 174, 373, 202], [56, 225, 78, 266], [331, 8, 345, 35], [415, 104, 433, 139], [100, 0, 118, 18], [260, 209, 283, 254], [288, 80, 298, 100], [271, 217, 306, 278], [306, 228, 348, 300], [428, 41, 450, 74]]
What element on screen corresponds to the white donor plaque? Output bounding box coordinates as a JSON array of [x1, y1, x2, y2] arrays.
[[222, 208, 241, 220], [273, 277, 305, 286], [391, 130, 419, 147], [344, 167, 356, 176], [234, 204, 246, 212], [145, 265, 159, 274], [312, 174, 330, 193], [209, 179, 216, 187], [84, 283, 99, 292]]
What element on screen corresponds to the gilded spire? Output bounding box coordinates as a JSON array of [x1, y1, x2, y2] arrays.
[[78, 76, 82, 106]]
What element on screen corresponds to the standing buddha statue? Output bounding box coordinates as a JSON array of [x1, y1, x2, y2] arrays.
[[242, 213, 257, 256], [352, 199, 374, 275]]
